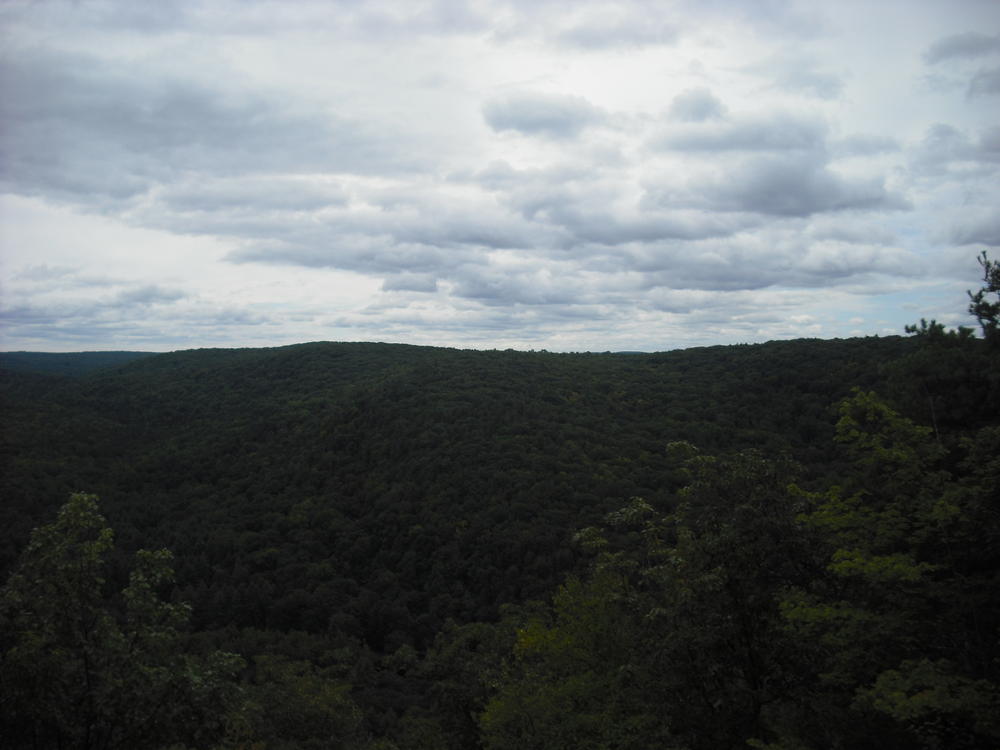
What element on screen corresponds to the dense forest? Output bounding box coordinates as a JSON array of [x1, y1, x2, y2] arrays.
[[1, 253, 998, 749]]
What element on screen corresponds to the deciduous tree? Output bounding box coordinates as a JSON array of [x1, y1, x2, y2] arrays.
[[0, 493, 243, 749]]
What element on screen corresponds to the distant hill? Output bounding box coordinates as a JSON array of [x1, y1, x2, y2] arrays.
[[0, 350, 159, 377], [6, 333, 999, 748], [1, 336, 918, 608]]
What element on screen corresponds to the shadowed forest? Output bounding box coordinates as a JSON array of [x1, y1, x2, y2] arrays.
[[1, 254, 998, 749]]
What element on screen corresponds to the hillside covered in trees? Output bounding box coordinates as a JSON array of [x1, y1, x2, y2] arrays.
[[1, 254, 999, 749]]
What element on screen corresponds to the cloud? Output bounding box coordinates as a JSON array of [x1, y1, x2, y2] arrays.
[[919, 32, 1000, 100], [451, 269, 578, 306], [795, 242, 920, 281], [8, 263, 129, 293], [910, 123, 1000, 176], [13, 264, 78, 282], [0, 295, 276, 350], [229, 236, 461, 275], [668, 88, 727, 122], [4, 0, 492, 40], [113, 285, 186, 307], [777, 67, 843, 99], [950, 213, 1000, 246], [349, 1, 490, 39], [485, 1, 682, 50], [0, 47, 424, 211], [2, 0, 996, 352], [470, 162, 754, 246], [805, 216, 897, 246], [482, 92, 605, 138], [381, 273, 439, 292], [832, 134, 900, 158], [159, 177, 349, 213], [1, 278, 187, 339], [556, 12, 678, 49], [968, 66, 1000, 96], [647, 230, 921, 294], [924, 32, 1000, 64], [687, 155, 908, 217], [745, 54, 844, 100], [770, 64, 843, 100], [653, 113, 828, 152], [979, 125, 1000, 157]]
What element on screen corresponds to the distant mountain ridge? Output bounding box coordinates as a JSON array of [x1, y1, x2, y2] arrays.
[[2, 335, 917, 582], [0, 350, 159, 377]]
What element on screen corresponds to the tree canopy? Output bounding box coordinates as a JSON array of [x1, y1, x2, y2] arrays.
[[0, 493, 243, 749]]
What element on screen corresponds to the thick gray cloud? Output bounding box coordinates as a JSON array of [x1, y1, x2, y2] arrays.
[[229, 237, 462, 274], [0, 47, 424, 210], [482, 92, 605, 138], [1, 297, 274, 349], [686, 155, 907, 217], [654, 113, 827, 152], [924, 32, 1000, 64], [669, 88, 727, 122], [910, 123, 1000, 176], [968, 66, 1000, 96], [921, 31, 1000, 101], [951, 214, 1000, 246], [832, 134, 901, 157], [382, 273, 439, 293], [980, 125, 1000, 157], [114, 285, 187, 307], [160, 178, 350, 213], [451, 270, 578, 306]]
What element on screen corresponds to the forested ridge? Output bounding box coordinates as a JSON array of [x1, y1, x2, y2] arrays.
[[2, 255, 999, 749]]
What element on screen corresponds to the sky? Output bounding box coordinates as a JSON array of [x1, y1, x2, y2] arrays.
[[1, 0, 998, 353]]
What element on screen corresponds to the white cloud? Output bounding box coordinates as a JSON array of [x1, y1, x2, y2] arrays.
[[653, 112, 828, 152], [482, 92, 606, 138], [1, 0, 998, 352]]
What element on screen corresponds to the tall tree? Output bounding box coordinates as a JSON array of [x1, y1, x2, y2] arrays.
[[968, 250, 1000, 347], [892, 251, 1000, 435], [480, 449, 819, 750], [0, 493, 243, 750], [780, 391, 1000, 749]]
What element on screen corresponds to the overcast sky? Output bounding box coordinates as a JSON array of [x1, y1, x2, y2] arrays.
[[1, 0, 998, 352]]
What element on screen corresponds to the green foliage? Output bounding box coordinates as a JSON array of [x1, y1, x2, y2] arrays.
[[855, 659, 1000, 745], [968, 250, 1000, 346], [0, 337, 916, 610], [893, 251, 1000, 432], [482, 374, 1000, 749], [481, 452, 818, 750], [400, 616, 522, 750], [0, 493, 243, 750], [893, 321, 997, 435], [781, 391, 1000, 748], [0, 350, 158, 377], [483, 564, 656, 750], [229, 654, 367, 750]]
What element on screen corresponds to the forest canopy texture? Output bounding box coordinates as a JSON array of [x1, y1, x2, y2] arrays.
[[1, 253, 998, 749]]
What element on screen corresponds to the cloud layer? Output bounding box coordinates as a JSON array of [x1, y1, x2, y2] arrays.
[[1, 0, 999, 352]]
